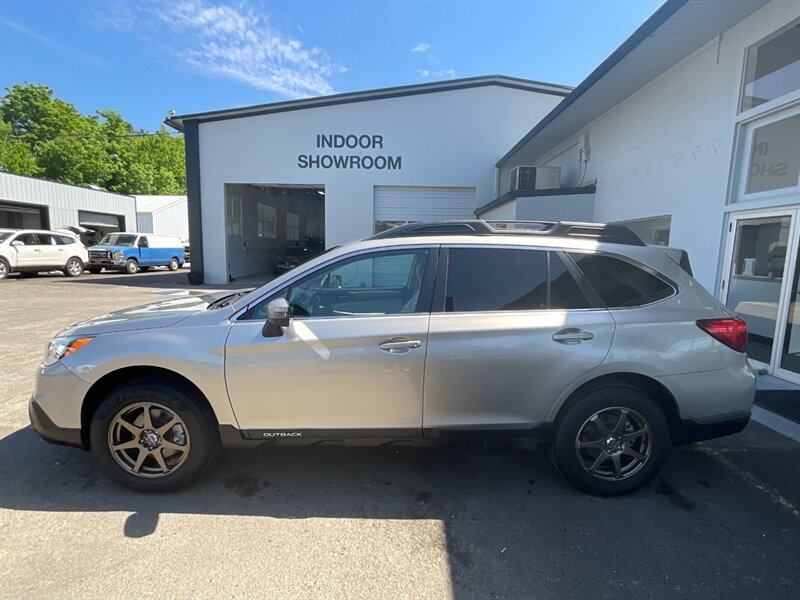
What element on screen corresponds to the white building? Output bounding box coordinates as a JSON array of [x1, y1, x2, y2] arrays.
[[0, 171, 136, 243], [490, 0, 800, 385], [167, 0, 798, 384], [135, 195, 189, 240], [165, 76, 572, 284]]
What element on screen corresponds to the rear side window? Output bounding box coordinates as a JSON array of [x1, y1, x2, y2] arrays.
[[568, 253, 675, 308], [445, 248, 548, 312], [55, 235, 76, 245]]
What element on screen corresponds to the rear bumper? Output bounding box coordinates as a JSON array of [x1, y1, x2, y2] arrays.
[[29, 397, 83, 448], [674, 410, 751, 445]]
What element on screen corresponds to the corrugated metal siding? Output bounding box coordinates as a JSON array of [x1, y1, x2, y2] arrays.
[[373, 186, 476, 221], [134, 195, 189, 239], [0, 172, 136, 231]]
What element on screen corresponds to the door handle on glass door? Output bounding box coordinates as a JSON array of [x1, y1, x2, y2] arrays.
[[379, 338, 422, 352], [552, 328, 594, 344]]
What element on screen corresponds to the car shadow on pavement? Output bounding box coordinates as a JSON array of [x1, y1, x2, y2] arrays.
[[1, 424, 798, 599]]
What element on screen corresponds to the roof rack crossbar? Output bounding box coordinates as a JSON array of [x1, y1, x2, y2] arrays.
[[367, 219, 645, 246]]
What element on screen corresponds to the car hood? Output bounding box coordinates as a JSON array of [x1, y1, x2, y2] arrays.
[[59, 292, 230, 336]]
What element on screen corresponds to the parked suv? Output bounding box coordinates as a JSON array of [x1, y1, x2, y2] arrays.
[[0, 228, 88, 280], [29, 220, 755, 495], [88, 233, 185, 274]]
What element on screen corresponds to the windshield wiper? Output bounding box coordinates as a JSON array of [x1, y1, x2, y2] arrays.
[[207, 290, 250, 310]]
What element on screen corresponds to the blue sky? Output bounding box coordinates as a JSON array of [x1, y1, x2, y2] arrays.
[[1, 0, 663, 131]]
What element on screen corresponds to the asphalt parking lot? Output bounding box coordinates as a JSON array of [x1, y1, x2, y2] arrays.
[[1, 270, 798, 599]]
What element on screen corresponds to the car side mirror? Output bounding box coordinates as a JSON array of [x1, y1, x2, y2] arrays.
[[262, 297, 290, 337], [11, 240, 24, 247]]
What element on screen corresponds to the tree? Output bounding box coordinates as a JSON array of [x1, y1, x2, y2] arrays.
[[0, 83, 185, 194], [0, 120, 39, 175]]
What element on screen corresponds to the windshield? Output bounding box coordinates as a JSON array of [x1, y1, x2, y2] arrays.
[[99, 233, 137, 247], [0, 232, 13, 243]]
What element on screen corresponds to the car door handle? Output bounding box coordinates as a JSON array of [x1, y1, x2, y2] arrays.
[[552, 328, 594, 344], [379, 337, 422, 352]]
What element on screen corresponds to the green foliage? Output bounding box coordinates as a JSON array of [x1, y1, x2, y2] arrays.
[[0, 83, 185, 194], [0, 121, 39, 175]]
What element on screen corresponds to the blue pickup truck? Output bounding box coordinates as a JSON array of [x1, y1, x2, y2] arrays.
[[88, 233, 185, 274]]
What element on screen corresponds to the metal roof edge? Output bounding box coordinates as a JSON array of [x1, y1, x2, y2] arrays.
[[0, 170, 136, 200], [496, 0, 689, 167], [164, 75, 573, 132]]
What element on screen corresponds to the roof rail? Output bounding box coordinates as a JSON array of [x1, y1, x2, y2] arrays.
[[367, 220, 645, 246]]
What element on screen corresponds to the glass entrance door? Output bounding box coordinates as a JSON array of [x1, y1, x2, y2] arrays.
[[723, 209, 800, 383]]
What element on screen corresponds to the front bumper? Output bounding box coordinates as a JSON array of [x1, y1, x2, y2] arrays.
[[28, 362, 91, 449], [29, 398, 83, 447]]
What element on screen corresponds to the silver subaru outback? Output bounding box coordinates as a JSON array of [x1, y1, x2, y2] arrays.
[[29, 220, 755, 496]]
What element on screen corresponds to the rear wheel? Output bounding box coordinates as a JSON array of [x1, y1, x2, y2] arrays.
[[89, 380, 220, 492], [0, 258, 9, 280], [168, 257, 180, 271], [552, 385, 669, 496], [63, 257, 84, 277], [124, 259, 139, 274]]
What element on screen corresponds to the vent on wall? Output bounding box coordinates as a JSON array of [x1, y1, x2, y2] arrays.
[[509, 166, 561, 192]]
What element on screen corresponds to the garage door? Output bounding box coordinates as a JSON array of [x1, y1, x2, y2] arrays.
[[78, 210, 122, 229], [373, 186, 476, 232]]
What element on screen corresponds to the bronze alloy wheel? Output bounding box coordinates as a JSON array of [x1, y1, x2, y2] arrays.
[[575, 407, 652, 481], [107, 402, 191, 478]]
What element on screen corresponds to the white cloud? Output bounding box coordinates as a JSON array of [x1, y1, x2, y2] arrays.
[[418, 68, 456, 79], [411, 43, 431, 53], [95, 1, 343, 98]]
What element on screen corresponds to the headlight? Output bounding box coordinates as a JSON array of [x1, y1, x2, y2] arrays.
[[114, 251, 124, 260], [43, 337, 94, 366]]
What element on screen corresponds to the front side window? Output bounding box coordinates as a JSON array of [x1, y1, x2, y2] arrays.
[[246, 248, 430, 320], [12, 233, 38, 245], [568, 253, 675, 308], [740, 21, 800, 113]]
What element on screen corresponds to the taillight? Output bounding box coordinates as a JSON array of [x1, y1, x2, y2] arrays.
[[696, 318, 747, 353]]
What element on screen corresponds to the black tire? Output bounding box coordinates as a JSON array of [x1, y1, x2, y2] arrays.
[[88, 268, 102, 275], [0, 257, 9, 280], [552, 384, 669, 496], [168, 257, 180, 271], [63, 257, 84, 277], [139, 266, 150, 272], [124, 258, 139, 274], [89, 380, 220, 492]]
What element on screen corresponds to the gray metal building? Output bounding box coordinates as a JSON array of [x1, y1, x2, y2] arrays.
[[0, 172, 136, 243]]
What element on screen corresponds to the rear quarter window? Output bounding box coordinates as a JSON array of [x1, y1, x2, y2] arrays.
[[568, 253, 675, 308]]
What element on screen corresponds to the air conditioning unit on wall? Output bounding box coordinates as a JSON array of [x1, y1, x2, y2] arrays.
[[509, 166, 561, 192]]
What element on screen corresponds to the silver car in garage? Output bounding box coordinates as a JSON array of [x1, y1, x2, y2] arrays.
[[29, 220, 755, 495]]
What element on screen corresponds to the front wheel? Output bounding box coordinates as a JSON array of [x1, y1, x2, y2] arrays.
[[63, 257, 84, 277], [552, 385, 669, 496], [89, 381, 220, 492], [0, 258, 9, 280], [124, 259, 139, 274], [168, 258, 180, 271]]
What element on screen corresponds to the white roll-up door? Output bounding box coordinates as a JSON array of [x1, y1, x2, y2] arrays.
[[373, 186, 476, 226]]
